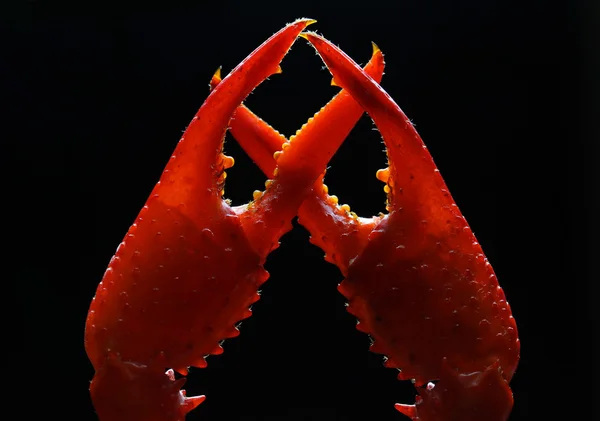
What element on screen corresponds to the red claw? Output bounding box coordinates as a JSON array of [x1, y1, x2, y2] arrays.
[[300, 31, 519, 421], [84, 19, 344, 421], [85, 19, 520, 421], [214, 30, 520, 421]]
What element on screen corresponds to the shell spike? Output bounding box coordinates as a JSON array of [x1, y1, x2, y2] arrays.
[[181, 394, 206, 415]]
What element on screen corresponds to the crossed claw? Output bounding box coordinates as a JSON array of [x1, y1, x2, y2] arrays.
[[85, 19, 519, 421]]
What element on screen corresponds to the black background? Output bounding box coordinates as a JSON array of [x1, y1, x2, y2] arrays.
[[6, 1, 597, 421]]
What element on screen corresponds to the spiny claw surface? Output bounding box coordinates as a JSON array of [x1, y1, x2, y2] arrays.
[[295, 32, 520, 421], [211, 42, 386, 275], [85, 19, 343, 421], [303, 33, 519, 421]]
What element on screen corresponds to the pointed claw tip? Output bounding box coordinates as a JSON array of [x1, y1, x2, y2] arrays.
[[301, 31, 321, 42], [298, 30, 320, 42], [296, 18, 317, 27], [371, 41, 381, 54], [212, 67, 222, 80]]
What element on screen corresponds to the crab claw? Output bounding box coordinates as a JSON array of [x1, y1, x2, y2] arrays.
[[300, 31, 452, 215], [211, 42, 386, 274], [151, 18, 316, 212], [86, 19, 319, 421], [301, 31, 519, 420]]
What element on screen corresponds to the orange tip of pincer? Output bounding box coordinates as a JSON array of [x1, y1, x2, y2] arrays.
[[298, 31, 311, 41], [209, 67, 222, 91], [371, 41, 380, 54], [294, 18, 317, 26]]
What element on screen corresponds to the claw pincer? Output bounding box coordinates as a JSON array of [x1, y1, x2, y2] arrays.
[[301, 32, 519, 421], [85, 20, 520, 421], [84, 19, 328, 421], [216, 30, 520, 421]]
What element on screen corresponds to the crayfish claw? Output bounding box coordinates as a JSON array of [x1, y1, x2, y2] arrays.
[[303, 32, 519, 421], [86, 19, 315, 421]]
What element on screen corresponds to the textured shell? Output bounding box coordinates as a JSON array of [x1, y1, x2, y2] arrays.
[[85, 196, 266, 372], [341, 208, 519, 386]]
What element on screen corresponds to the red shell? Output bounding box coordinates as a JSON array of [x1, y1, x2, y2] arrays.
[[85, 20, 520, 421]]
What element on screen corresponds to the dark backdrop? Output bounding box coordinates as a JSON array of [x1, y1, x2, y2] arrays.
[[6, 1, 596, 421]]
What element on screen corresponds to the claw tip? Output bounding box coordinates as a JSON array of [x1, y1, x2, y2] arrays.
[[299, 18, 317, 26], [209, 67, 222, 91], [371, 41, 381, 54]]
